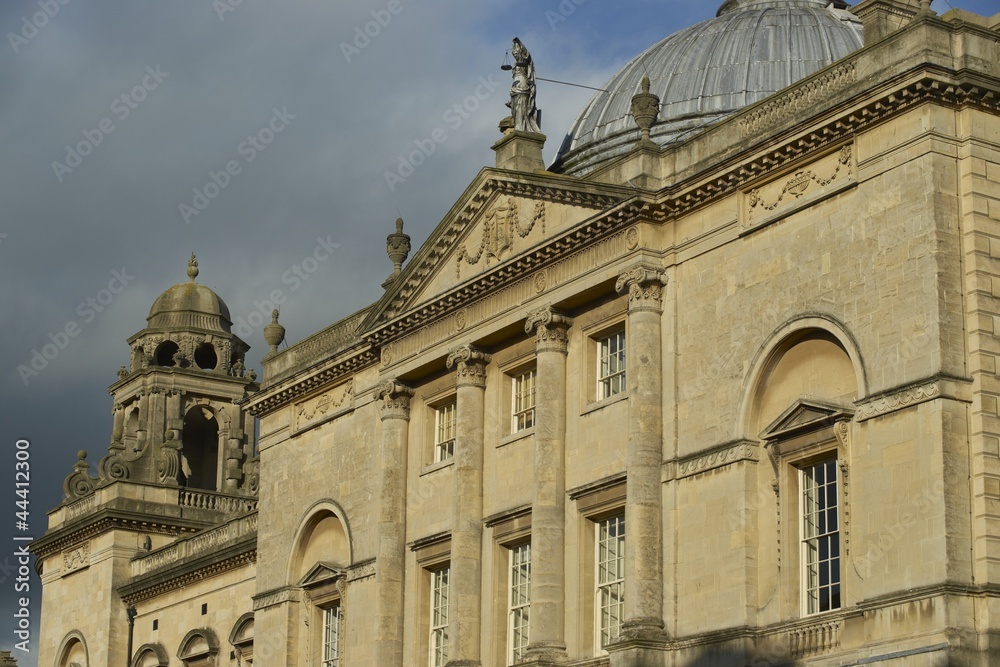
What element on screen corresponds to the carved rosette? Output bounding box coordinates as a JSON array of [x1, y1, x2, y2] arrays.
[[615, 264, 668, 314], [445, 344, 492, 388], [525, 307, 573, 354], [374, 379, 415, 421]]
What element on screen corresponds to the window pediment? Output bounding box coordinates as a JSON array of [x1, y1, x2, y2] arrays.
[[298, 561, 346, 588], [761, 399, 853, 463]]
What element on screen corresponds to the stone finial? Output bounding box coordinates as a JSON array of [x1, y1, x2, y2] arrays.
[[187, 253, 199, 281], [263, 309, 286, 355], [386, 218, 411, 283], [117, 365, 128, 380], [917, 0, 933, 14], [631, 76, 660, 148]]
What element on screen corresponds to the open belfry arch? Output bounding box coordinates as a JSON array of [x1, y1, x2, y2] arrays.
[[32, 1, 1000, 666]]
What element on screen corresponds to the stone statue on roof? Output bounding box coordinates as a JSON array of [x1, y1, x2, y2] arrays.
[[507, 37, 541, 133]]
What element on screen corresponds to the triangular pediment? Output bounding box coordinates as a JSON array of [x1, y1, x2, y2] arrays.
[[362, 169, 634, 333], [298, 561, 345, 587], [760, 399, 852, 441]]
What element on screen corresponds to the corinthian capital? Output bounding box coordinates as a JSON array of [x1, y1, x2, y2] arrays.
[[446, 344, 492, 388], [374, 379, 414, 421], [615, 263, 668, 314], [525, 307, 573, 354]]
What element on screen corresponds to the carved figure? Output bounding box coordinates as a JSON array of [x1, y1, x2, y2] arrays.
[[507, 38, 541, 133], [117, 366, 128, 380]]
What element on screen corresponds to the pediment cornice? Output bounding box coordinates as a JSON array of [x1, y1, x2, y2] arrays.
[[361, 171, 635, 332]]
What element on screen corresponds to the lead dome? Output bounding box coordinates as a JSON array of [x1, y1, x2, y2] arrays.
[[551, 0, 864, 176], [147, 254, 233, 333]]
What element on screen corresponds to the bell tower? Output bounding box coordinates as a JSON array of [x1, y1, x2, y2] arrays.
[[33, 256, 260, 667], [100, 254, 259, 493]]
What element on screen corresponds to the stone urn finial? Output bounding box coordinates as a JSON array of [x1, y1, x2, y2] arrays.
[[385, 218, 411, 286], [917, 0, 933, 14], [263, 309, 286, 355], [187, 253, 199, 281], [631, 76, 660, 148]]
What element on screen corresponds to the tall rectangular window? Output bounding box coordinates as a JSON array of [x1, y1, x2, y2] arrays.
[[512, 368, 536, 433], [801, 459, 841, 614], [430, 566, 450, 667], [434, 402, 456, 463], [508, 543, 531, 664], [598, 331, 626, 399], [597, 514, 625, 650], [322, 605, 341, 667]]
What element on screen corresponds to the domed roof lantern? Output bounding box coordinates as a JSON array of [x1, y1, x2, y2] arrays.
[[147, 255, 233, 333]]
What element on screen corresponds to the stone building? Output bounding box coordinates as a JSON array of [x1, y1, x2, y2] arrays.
[[32, 1, 1000, 665]]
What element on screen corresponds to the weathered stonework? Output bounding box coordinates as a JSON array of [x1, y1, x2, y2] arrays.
[[33, 6, 1000, 667]]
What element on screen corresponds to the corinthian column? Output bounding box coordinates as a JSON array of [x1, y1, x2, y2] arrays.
[[374, 379, 414, 667], [445, 344, 491, 667], [613, 264, 668, 660], [523, 307, 572, 664]]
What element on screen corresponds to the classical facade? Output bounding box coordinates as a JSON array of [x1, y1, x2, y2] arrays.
[[33, 1, 1000, 666]]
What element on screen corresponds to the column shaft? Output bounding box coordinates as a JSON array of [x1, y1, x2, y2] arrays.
[[446, 345, 491, 667], [524, 308, 572, 664], [615, 265, 668, 641], [374, 380, 414, 667]]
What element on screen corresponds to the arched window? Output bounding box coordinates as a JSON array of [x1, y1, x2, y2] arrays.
[[56, 631, 88, 667], [177, 629, 219, 667], [130, 643, 168, 667], [229, 613, 254, 666], [181, 407, 220, 490]]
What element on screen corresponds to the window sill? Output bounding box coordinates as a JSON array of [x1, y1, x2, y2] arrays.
[[499, 427, 535, 448], [420, 459, 454, 476], [581, 392, 629, 416]]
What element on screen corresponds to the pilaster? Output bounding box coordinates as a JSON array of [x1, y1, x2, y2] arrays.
[[523, 307, 572, 665], [374, 379, 414, 667], [611, 264, 669, 666], [445, 345, 492, 667]]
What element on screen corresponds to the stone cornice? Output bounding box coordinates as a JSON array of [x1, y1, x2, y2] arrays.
[[854, 374, 972, 421], [363, 173, 634, 332], [244, 347, 377, 417], [655, 70, 1000, 223], [366, 197, 653, 349], [663, 440, 760, 482], [253, 585, 301, 611], [30, 511, 206, 561], [119, 542, 257, 605]]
